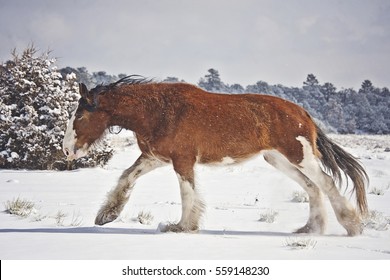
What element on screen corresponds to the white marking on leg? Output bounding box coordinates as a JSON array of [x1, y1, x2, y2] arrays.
[[95, 156, 164, 225], [160, 172, 206, 232], [177, 174, 195, 230], [295, 136, 362, 235], [106, 158, 160, 203], [263, 150, 327, 233]]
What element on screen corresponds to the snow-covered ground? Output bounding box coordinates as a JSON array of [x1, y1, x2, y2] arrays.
[[0, 133, 389, 259]]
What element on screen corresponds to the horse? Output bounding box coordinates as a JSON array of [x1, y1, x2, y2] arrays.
[[62, 75, 368, 236]]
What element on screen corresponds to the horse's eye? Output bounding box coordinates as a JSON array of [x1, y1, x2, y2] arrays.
[[75, 112, 84, 120]]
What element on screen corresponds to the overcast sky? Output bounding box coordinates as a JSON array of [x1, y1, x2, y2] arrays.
[[1, 0, 389, 89]]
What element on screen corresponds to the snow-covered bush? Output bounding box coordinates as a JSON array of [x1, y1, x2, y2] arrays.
[[369, 187, 385, 196], [291, 191, 309, 203], [259, 209, 278, 223], [0, 46, 112, 170], [363, 210, 390, 231]]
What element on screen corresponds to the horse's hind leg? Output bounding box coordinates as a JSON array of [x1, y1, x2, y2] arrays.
[[162, 156, 205, 232], [95, 154, 164, 226], [299, 168, 362, 235], [296, 136, 362, 236], [263, 151, 327, 234], [302, 169, 362, 236], [317, 172, 362, 236]]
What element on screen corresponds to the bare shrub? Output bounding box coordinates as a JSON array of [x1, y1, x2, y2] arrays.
[[363, 210, 390, 231], [137, 210, 154, 225], [284, 237, 317, 250], [4, 197, 36, 217], [69, 211, 83, 227], [259, 209, 278, 223], [291, 191, 309, 203], [54, 210, 67, 226]]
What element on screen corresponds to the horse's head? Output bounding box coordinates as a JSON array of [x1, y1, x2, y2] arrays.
[[63, 83, 110, 160]]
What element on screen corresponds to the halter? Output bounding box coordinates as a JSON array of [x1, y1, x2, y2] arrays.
[[108, 126, 123, 134]]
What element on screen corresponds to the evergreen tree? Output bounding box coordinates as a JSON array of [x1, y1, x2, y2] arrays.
[[229, 83, 245, 94], [359, 80, 374, 94], [198, 68, 227, 92], [359, 80, 378, 106], [163, 76, 183, 83], [322, 82, 337, 102], [303, 74, 319, 87], [324, 98, 345, 133], [60, 67, 124, 89], [357, 80, 387, 133], [92, 71, 118, 86], [0, 47, 112, 169], [302, 74, 325, 120], [246, 81, 270, 94]]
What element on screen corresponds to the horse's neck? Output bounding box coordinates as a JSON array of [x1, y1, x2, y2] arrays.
[[106, 89, 162, 138]]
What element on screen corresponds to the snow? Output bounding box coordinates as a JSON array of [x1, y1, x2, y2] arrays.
[[10, 152, 19, 159], [0, 133, 389, 260]]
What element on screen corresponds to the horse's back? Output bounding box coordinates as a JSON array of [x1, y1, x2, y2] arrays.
[[159, 84, 318, 165]]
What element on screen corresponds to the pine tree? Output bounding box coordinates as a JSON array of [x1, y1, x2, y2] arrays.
[[302, 74, 325, 120], [324, 98, 346, 133], [229, 83, 245, 93], [198, 68, 228, 92], [0, 47, 112, 169], [322, 82, 337, 102], [163, 77, 183, 83], [360, 80, 374, 94], [246, 81, 270, 94], [303, 74, 319, 87]]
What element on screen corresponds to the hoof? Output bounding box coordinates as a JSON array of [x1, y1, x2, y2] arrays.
[[335, 209, 363, 236], [345, 222, 363, 236], [159, 223, 199, 233], [95, 210, 118, 226], [294, 223, 324, 234]]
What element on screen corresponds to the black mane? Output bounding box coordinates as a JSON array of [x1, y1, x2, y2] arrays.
[[90, 75, 153, 94]]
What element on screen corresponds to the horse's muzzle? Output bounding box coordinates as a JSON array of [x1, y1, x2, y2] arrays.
[[63, 146, 87, 161]]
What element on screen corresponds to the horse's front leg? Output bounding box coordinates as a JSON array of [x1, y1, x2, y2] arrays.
[[163, 157, 205, 232], [95, 154, 163, 225]]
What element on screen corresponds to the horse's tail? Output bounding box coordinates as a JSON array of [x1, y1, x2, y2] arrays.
[[316, 126, 369, 215]]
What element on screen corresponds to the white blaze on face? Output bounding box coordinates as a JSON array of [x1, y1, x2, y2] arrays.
[[62, 109, 88, 160]]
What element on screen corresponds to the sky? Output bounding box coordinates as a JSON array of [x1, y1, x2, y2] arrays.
[[1, 0, 389, 89]]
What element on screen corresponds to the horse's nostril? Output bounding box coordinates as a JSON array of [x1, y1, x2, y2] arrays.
[[64, 148, 70, 156]]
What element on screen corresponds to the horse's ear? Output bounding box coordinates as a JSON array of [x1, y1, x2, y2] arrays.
[[79, 83, 89, 99], [79, 82, 99, 111]]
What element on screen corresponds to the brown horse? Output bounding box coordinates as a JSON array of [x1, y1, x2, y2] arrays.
[[63, 76, 368, 236]]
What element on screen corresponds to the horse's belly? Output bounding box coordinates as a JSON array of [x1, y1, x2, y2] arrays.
[[196, 139, 262, 165]]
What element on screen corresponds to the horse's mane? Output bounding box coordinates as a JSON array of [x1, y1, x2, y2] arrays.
[[90, 75, 154, 94]]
